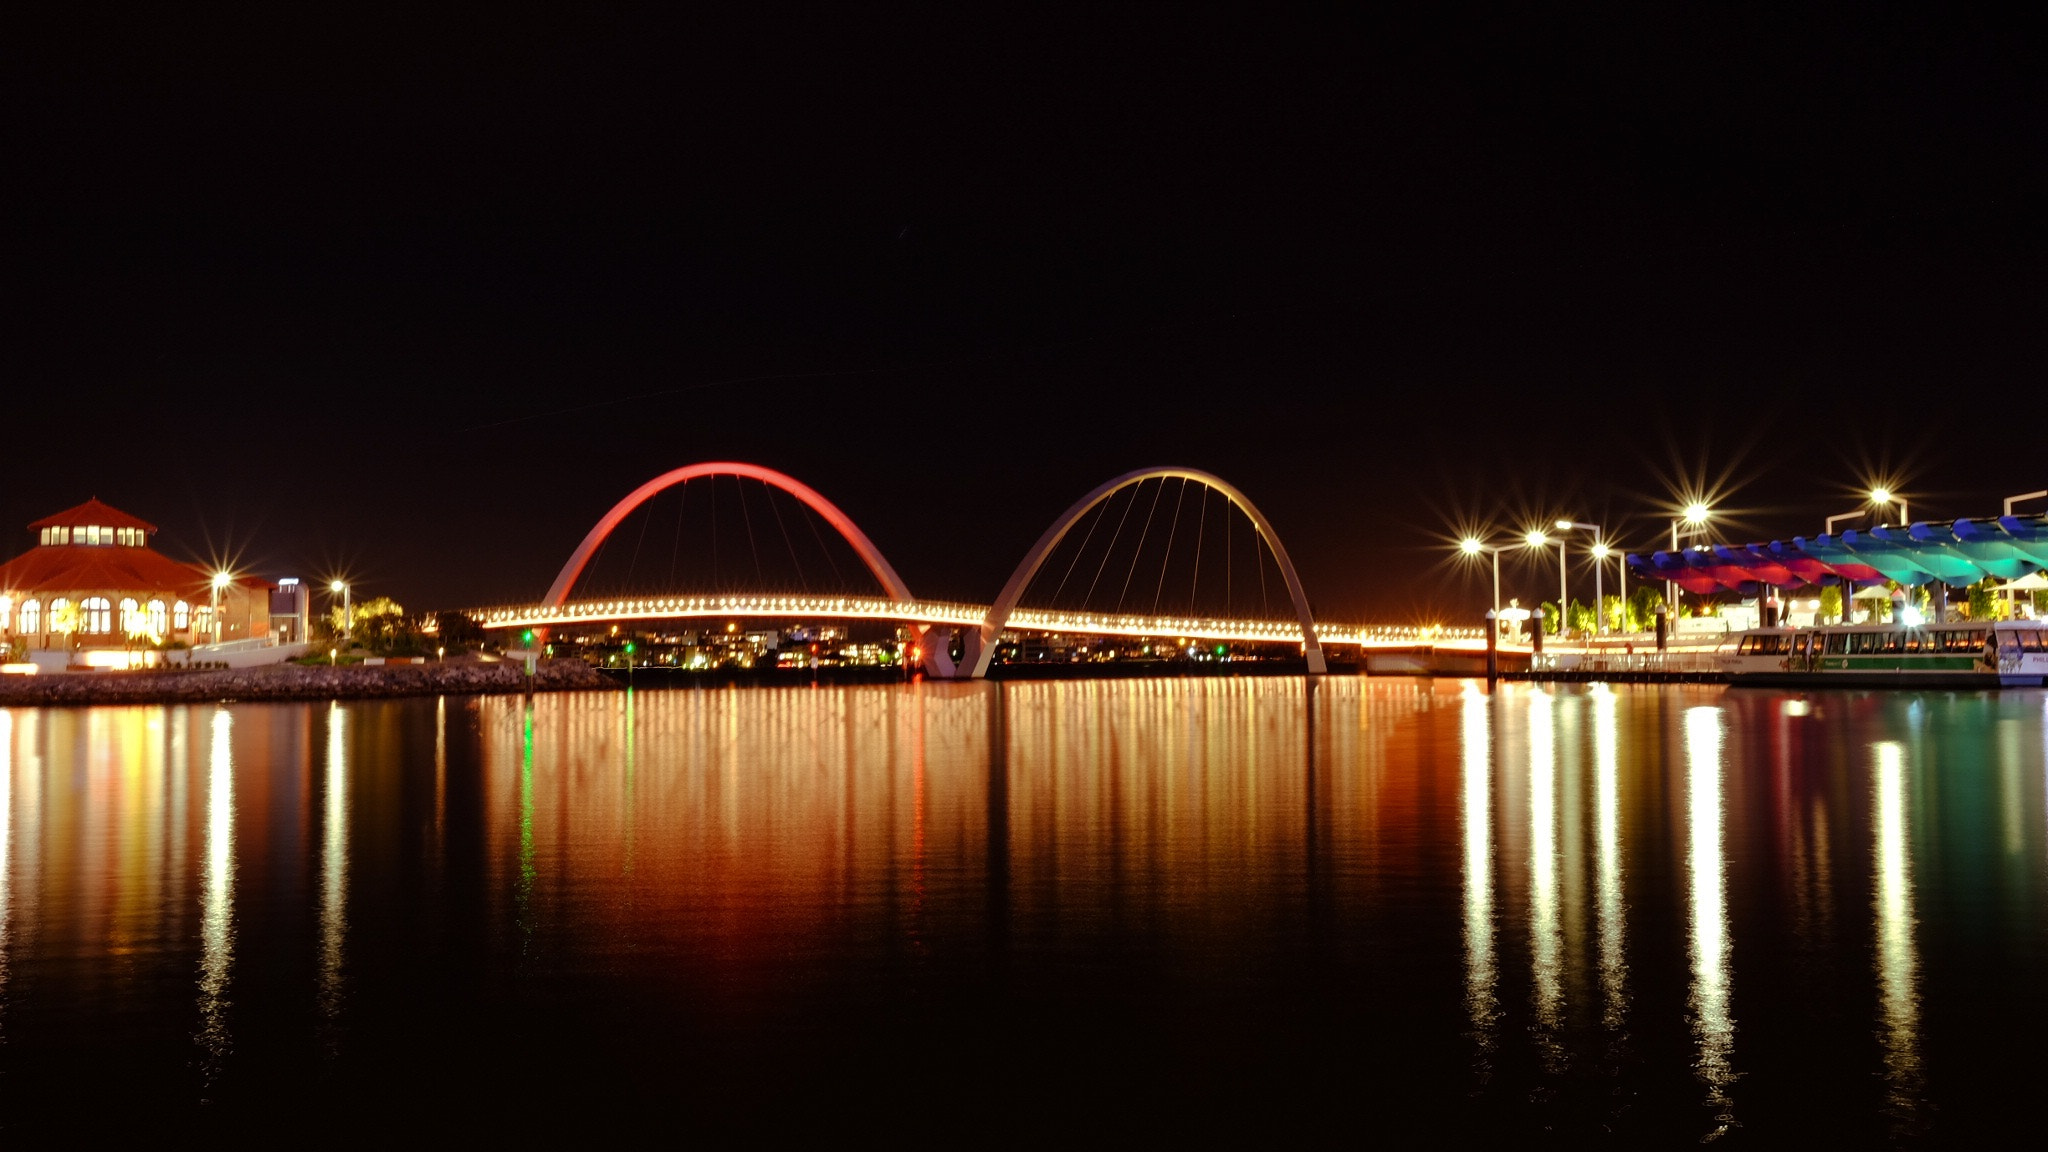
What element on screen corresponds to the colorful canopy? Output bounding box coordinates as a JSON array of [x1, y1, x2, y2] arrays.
[[1626, 515, 2048, 592]]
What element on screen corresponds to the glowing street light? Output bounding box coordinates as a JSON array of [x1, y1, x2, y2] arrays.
[[1826, 488, 1909, 535], [210, 570, 232, 645], [1459, 536, 1502, 617], [1556, 520, 1608, 635], [330, 579, 352, 645], [1669, 503, 1713, 612]]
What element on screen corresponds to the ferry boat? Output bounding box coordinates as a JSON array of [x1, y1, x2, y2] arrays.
[[1718, 620, 2048, 687]]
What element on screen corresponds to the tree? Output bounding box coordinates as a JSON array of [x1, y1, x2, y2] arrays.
[[435, 611, 485, 648], [1538, 600, 1560, 635], [1601, 594, 1624, 634], [1967, 578, 2006, 622], [332, 596, 425, 656], [1627, 585, 1665, 633], [1819, 586, 1843, 624], [1567, 598, 1597, 637]]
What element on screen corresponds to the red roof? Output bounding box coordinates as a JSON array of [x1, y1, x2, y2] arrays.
[[0, 544, 213, 597], [29, 498, 157, 533]]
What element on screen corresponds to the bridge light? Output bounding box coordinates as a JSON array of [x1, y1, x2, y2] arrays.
[[521, 629, 534, 646]]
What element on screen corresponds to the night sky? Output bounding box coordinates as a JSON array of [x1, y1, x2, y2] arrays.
[[9, 9, 2044, 621]]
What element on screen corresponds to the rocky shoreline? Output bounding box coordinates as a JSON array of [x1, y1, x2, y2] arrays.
[[0, 658, 618, 707]]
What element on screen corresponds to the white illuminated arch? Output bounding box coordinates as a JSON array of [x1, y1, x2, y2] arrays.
[[971, 467, 1327, 678]]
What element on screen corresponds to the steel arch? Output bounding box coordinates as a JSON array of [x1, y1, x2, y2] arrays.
[[970, 467, 1327, 677], [542, 462, 914, 607]]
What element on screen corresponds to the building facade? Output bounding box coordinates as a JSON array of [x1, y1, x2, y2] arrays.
[[0, 498, 272, 665]]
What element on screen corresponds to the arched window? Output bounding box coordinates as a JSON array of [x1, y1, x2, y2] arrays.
[[174, 601, 190, 631], [148, 600, 167, 635], [19, 599, 39, 634], [119, 598, 140, 635], [0, 595, 10, 631], [48, 598, 71, 633], [83, 597, 112, 634]]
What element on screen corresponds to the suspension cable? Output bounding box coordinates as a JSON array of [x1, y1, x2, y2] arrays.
[[1116, 478, 1167, 613], [737, 476, 764, 585], [1152, 477, 1188, 615], [764, 480, 804, 592], [668, 479, 689, 588], [1189, 484, 1208, 613], [1245, 520, 1261, 614], [800, 502, 846, 591], [1084, 483, 1143, 607], [1051, 499, 1109, 607], [627, 484, 656, 590]]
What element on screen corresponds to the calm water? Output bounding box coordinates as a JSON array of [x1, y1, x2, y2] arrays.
[[3, 679, 2047, 1142]]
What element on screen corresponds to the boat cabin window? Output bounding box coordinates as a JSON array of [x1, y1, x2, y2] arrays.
[[1738, 634, 1790, 655], [2014, 631, 2048, 653], [1932, 628, 1989, 653]]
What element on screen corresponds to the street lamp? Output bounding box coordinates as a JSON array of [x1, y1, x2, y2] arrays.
[[1459, 536, 1502, 617], [210, 570, 231, 645], [330, 579, 351, 645], [1668, 503, 1711, 611], [1555, 520, 1607, 635], [1826, 488, 1911, 535], [1525, 528, 1568, 641]]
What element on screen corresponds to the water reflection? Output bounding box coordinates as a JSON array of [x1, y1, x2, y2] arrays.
[[1524, 689, 1564, 1063], [1873, 740, 1922, 1126], [320, 703, 347, 1029], [0, 710, 12, 1044], [197, 709, 234, 1083], [1460, 685, 1496, 1070], [1590, 684, 1626, 1033], [0, 683, 2044, 1139], [1685, 705, 1736, 1136]]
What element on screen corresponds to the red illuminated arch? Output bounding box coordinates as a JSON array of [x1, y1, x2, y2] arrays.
[[969, 467, 1326, 677], [543, 462, 913, 607]]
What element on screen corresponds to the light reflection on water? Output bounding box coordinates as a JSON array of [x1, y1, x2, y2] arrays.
[[1, 681, 2047, 1139], [1685, 704, 1736, 1135]]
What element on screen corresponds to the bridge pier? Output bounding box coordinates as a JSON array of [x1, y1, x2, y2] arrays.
[[914, 625, 986, 679]]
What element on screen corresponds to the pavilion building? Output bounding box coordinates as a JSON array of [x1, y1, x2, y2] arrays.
[[0, 498, 273, 667]]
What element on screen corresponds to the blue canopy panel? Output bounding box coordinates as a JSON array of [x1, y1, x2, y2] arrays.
[[1942, 520, 2040, 581], [1714, 544, 1800, 587], [1996, 515, 2048, 567], [1793, 535, 1896, 586], [1627, 551, 1724, 596], [1870, 526, 1984, 584], [1835, 530, 1940, 586]]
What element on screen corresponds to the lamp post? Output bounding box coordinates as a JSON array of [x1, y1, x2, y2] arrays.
[[1669, 502, 1711, 614], [1556, 520, 1607, 635], [1525, 529, 1567, 642], [330, 580, 351, 646], [1459, 536, 1502, 618], [1870, 487, 1908, 528], [210, 571, 231, 645]]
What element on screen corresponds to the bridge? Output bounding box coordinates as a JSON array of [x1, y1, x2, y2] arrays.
[[466, 461, 1477, 678]]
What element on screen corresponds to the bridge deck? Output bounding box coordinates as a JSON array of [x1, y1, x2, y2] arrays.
[[466, 594, 1482, 649]]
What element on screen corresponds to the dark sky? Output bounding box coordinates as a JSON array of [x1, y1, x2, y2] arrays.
[[8, 9, 2044, 621]]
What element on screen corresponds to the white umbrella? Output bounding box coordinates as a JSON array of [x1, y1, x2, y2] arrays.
[[1851, 584, 1897, 601], [2000, 572, 2048, 592]]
